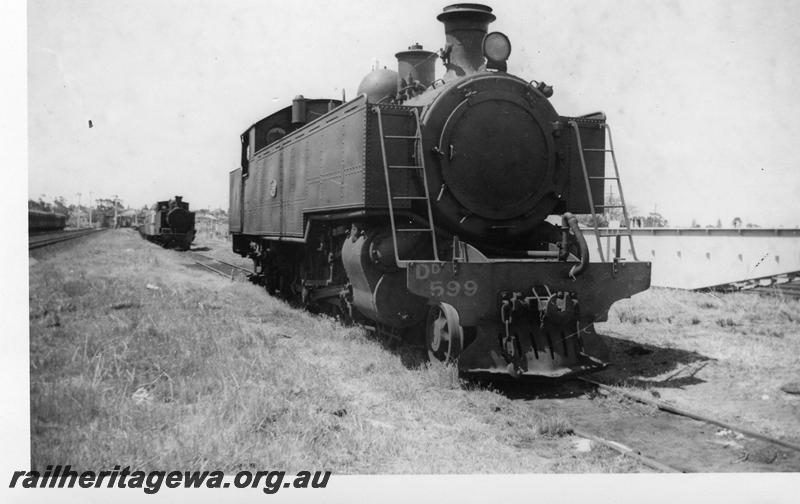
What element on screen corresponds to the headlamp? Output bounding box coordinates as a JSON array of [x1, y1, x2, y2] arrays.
[[483, 31, 511, 63]]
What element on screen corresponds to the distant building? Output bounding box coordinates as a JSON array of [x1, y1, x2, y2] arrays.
[[66, 209, 88, 228], [631, 212, 668, 228], [196, 210, 229, 240], [117, 209, 139, 228]]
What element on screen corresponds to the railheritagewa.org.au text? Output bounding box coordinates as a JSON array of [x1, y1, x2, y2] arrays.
[[9, 465, 331, 494]]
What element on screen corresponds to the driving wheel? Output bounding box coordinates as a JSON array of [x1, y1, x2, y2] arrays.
[[426, 302, 464, 362]]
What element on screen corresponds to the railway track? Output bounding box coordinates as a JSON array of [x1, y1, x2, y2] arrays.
[[742, 278, 800, 299], [581, 377, 800, 450], [187, 252, 253, 280], [709, 273, 800, 299], [28, 228, 104, 250], [556, 377, 800, 472]]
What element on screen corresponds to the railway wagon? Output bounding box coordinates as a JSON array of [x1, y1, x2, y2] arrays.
[[140, 196, 196, 251], [229, 3, 651, 378], [29, 209, 67, 233]]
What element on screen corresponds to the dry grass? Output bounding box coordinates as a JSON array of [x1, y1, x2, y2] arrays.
[[547, 444, 650, 473], [602, 287, 800, 379], [608, 287, 800, 345], [597, 287, 800, 441], [29, 230, 620, 474]]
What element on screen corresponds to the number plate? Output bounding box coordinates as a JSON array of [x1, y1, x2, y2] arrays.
[[410, 263, 479, 299]]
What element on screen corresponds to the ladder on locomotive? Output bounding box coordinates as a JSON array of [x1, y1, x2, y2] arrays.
[[568, 119, 639, 262], [374, 106, 440, 265]]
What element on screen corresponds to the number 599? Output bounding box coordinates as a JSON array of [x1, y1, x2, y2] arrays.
[[429, 280, 478, 297]]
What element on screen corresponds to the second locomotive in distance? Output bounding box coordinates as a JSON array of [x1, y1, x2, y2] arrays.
[[140, 195, 196, 251]]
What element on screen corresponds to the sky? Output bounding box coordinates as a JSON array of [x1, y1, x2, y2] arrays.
[[23, 0, 800, 226]]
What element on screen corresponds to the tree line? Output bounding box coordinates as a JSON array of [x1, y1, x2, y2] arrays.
[[28, 196, 126, 227]]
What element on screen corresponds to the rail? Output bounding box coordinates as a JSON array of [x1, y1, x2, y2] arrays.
[[579, 376, 800, 453], [570, 428, 686, 472], [188, 252, 253, 280], [28, 228, 104, 250]]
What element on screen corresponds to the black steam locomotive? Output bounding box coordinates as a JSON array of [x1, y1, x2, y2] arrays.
[[229, 4, 651, 378], [140, 196, 196, 251]]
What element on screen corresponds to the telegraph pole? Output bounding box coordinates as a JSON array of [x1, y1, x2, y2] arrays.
[[112, 194, 119, 228], [89, 191, 93, 227], [76, 192, 82, 228]]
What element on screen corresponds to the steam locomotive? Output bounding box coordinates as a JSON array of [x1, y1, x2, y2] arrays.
[[140, 196, 196, 251], [229, 4, 651, 377]]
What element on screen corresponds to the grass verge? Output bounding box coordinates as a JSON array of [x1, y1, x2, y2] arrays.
[[30, 230, 622, 473]]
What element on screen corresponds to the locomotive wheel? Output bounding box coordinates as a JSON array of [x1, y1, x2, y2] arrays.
[[426, 302, 464, 363]]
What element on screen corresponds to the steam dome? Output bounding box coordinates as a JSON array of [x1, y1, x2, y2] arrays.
[[356, 68, 398, 103]]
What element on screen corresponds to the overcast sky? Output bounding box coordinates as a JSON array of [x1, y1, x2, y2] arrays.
[[24, 0, 800, 227]]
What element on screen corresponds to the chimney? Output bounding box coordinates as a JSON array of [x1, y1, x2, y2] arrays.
[[437, 3, 495, 80], [292, 95, 307, 126]]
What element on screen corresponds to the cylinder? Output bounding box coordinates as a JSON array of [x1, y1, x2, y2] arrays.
[[341, 227, 427, 327]]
